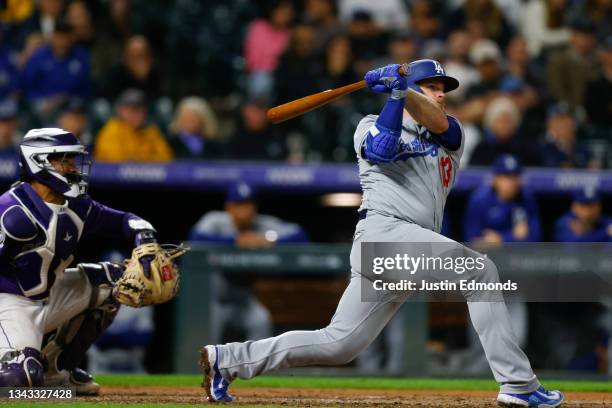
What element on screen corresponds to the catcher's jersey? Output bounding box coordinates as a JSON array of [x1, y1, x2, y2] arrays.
[[0, 182, 147, 300], [354, 114, 464, 232]]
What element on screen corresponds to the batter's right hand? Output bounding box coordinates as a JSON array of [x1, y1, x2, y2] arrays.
[[364, 64, 408, 94]]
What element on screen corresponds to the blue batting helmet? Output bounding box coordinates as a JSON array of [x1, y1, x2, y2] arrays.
[[404, 59, 459, 93]]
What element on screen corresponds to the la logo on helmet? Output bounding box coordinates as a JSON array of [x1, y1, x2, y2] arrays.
[[433, 61, 444, 75]]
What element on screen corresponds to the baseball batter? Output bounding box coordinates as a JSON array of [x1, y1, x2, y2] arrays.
[[200, 60, 564, 408], [0, 128, 160, 394]]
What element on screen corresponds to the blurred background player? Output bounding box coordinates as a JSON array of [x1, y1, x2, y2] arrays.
[[554, 186, 612, 242], [190, 181, 308, 343], [464, 154, 541, 244]]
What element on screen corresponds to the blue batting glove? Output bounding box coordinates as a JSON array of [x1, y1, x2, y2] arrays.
[[364, 64, 408, 99]]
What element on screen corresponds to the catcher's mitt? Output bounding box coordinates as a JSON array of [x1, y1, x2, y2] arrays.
[[114, 243, 190, 307]]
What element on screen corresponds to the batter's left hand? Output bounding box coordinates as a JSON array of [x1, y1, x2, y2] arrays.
[[364, 64, 408, 96]]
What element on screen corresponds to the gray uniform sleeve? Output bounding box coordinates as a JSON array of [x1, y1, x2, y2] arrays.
[[353, 115, 378, 157]]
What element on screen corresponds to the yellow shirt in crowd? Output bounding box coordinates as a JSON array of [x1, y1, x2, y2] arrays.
[[93, 118, 175, 162]]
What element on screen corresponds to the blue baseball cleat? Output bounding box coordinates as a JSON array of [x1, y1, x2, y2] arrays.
[[497, 386, 564, 407], [200, 345, 233, 402]]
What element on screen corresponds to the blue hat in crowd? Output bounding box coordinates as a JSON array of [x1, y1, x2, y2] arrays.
[[547, 102, 576, 119], [226, 181, 256, 203], [493, 154, 522, 175], [573, 186, 600, 204]]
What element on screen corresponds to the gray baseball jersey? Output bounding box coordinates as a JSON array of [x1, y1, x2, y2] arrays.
[[354, 114, 464, 232]]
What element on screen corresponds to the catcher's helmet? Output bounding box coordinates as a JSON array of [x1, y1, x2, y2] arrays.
[[405, 59, 459, 93], [19, 128, 90, 197]]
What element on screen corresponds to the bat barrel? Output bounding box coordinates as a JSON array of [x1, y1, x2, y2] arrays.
[[267, 80, 368, 124]]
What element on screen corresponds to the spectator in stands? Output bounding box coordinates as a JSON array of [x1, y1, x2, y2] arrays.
[[464, 154, 541, 244], [169, 96, 221, 159], [93, 88, 174, 162], [90, 0, 133, 81], [0, 99, 19, 156], [66, 0, 94, 48], [504, 36, 541, 108], [56, 98, 92, 148], [409, 0, 443, 42], [539, 103, 600, 169], [445, 0, 513, 48], [304, 0, 344, 55], [189, 181, 308, 343], [102, 35, 161, 102], [12, 0, 64, 48], [444, 30, 479, 102], [0, 0, 35, 50], [520, 0, 570, 57], [274, 23, 321, 116], [0, 35, 18, 100], [21, 20, 90, 120], [17, 32, 44, 68], [228, 99, 286, 161], [307, 35, 359, 161], [244, 0, 294, 101], [554, 186, 612, 242], [338, 0, 409, 30], [346, 10, 386, 71], [584, 36, 612, 127], [457, 39, 537, 124], [572, 0, 611, 42], [546, 18, 599, 109], [470, 97, 538, 166]]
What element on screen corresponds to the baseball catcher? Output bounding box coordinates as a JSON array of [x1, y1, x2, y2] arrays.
[[0, 128, 187, 395]]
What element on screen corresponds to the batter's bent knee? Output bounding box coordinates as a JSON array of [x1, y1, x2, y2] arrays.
[[319, 327, 372, 366], [0, 347, 44, 387]]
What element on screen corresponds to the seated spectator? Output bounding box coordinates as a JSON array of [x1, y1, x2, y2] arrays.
[[346, 10, 386, 71], [20, 20, 90, 119], [444, 30, 479, 103], [539, 103, 599, 169], [409, 0, 443, 42], [304, 0, 344, 54], [102, 35, 161, 102], [8, 0, 62, 49], [169, 96, 221, 159], [0, 99, 19, 156], [546, 18, 599, 109], [228, 99, 286, 161], [554, 186, 612, 242], [584, 36, 612, 127], [338, 0, 409, 30], [520, 0, 570, 57], [56, 98, 92, 148], [244, 0, 294, 101], [445, 0, 513, 48], [464, 155, 541, 243], [469, 97, 538, 166], [189, 182, 308, 342], [65, 0, 94, 48], [93, 89, 174, 162]]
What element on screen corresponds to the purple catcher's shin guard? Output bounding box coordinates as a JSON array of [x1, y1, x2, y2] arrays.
[[0, 347, 45, 387]]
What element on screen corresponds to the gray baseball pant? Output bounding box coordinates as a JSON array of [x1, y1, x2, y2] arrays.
[[215, 212, 540, 393]]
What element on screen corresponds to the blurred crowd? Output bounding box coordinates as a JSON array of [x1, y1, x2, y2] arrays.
[[0, 0, 610, 165]]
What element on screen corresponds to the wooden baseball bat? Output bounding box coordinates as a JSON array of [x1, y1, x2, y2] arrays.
[[267, 65, 408, 124]]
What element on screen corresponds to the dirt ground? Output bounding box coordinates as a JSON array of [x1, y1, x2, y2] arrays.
[[86, 386, 612, 407]]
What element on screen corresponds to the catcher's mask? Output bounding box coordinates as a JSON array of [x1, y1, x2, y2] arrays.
[[19, 128, 91, 198]]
